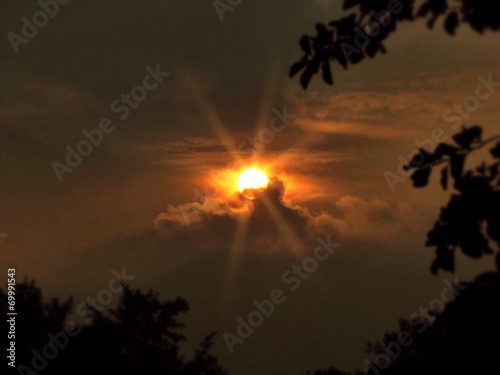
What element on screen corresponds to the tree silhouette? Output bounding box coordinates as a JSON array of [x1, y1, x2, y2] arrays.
[[405, 126, 500, 274], [354, 262, 500, 375], [290, 0, 500, 89], [302, 264, 500, 374], [300, 129, 500, 369], [1, 280, 227, 375], [1, 279, 73, 372], [303, 368, 353, 375], [291, 2, 500, 374]]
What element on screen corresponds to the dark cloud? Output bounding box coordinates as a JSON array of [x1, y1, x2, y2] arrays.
[[156, 178, 308, 252], [156, 177, 415, 256]]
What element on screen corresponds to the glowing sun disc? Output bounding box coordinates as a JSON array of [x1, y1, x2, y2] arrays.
[[237, 168, 269, 200]]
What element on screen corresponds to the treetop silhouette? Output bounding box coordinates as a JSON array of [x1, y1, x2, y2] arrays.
[[0, 280, 227, 375]]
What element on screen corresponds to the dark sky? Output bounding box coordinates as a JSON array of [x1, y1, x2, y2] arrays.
[[1, 1, 499, 374]]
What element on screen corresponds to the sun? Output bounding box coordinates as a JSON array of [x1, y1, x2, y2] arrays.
[[237, 168, 269, 200]]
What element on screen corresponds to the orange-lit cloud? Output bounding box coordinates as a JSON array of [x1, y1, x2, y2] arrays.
[[288, 69, 500, 140], [156, 173, 415, 253]]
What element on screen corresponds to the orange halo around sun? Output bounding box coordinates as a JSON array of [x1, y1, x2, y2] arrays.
[[237, 168, 269, 200]]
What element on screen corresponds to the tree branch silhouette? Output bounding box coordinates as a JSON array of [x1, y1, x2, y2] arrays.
[[291, 0, 500, 89]]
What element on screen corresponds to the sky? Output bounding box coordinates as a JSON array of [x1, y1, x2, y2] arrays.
[[1, 1, 499, 374]]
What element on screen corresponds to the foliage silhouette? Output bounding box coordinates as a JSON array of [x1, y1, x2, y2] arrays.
[[0, 280, 227, 375], [289, 0, 500, 275], [403, 125, 500, 274], [301, 263, 500, 375], [1, 279, 73, 373], [290, 0, 500, 89], [359, 266, 500, 375]]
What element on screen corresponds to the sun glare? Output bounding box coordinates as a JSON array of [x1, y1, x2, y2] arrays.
[[237, 168, 269, 200]]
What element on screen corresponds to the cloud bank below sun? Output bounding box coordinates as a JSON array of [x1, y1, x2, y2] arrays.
[[155, 175, 417, 256]]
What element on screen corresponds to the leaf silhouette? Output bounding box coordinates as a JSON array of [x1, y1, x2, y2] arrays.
[[292, 0, 500, 88], [417, 2, 431, 17], [440, 167, 448, 190], [322, 58, 333, 85], [289, 59, 307, 78], [316, 23, 329, 39], [444, 11, 459, 35], [450, 154, 465, 181], [430, 259, 440, 275], [427, 15, 439, 29], [489, 164, 499, 180], [411, 166, 431, 187], [300, 35, 311, 55], [452, 125, 482, 148], [328, 14, 356, 34], [334, 45, 349, 69], [300, 57, 321, 89], [476, 161, 487, 175], [410, 148, 431, 167], [431, 245, 454, 275], [433, 143, 457, 158], [491, 141, 500, 158]]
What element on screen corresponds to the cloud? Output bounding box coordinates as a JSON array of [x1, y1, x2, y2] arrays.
[[289, 69, 500, 140], [305, 196, 415, 243], [155, 179, 309, 253], [155, 177, 412, 257], [291, 89, 445, 139]]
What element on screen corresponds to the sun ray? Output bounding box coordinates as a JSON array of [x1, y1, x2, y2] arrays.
[[249, 57, 284, 160], [218, 214, 249, 318], [179, 72, 241, 158], [258, 186, 330, 294], [258, 193, 304, 256]]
